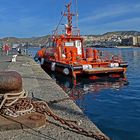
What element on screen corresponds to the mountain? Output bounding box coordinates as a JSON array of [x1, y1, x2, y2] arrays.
[[0, 31, 140, 46], [0, 35, 50, 46], [102, 31, 140, 36]]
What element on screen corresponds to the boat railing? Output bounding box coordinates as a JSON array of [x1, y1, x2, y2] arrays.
[[45, 47, 56, 56], [52, 28, 64, 36], [72, 28, 80, 36], [52, 27, 80, 37], [99, 51, 122, 62]]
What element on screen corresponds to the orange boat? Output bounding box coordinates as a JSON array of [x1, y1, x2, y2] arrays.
[[35, 2, 128, 83]]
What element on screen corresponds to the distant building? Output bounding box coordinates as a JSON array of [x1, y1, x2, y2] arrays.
[[132, 36, 140, 46], [121, 38, 133, 46], [12, 43, 19, 48], [121, 36, 140, 46]]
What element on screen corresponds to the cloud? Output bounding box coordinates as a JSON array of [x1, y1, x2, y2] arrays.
[[102, 17, 140, 29], [79, 3, 140, 23], [80, 17, 140, 35], [135, 3, 140, 8], [0, 8, 6, 13], [0, 16, 52, 37]]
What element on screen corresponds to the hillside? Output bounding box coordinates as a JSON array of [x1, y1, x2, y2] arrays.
[[0, 31, 140, 46], [0, 35, 50, 46], [102, 31, 140, 36]]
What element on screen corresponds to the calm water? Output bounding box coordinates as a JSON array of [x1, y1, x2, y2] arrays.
[[30, 47, 140, 140]]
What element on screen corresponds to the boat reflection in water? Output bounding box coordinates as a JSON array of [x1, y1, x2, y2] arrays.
[[45, 70, 129, 100]]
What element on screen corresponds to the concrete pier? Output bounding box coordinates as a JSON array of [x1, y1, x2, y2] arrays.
[[0, 54, 109, 140]]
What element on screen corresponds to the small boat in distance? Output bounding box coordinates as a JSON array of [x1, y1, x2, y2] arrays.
[[34, 1, 128, 83]]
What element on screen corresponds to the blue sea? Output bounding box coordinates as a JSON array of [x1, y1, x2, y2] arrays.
[[29, 47, 140, 140]]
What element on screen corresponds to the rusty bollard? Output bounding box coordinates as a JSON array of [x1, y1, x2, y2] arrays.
[[0, 71, 22, 94]]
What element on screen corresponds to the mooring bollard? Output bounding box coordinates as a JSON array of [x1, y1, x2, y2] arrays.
[[0, 71, 22, 94], [11, 55, 17, 62], [0, 71, 47, 130]]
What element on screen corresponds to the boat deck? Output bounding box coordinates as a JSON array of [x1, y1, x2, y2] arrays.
[[83, 67, 124, 74]]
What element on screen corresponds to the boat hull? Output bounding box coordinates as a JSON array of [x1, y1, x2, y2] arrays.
[[41, 59, 126, 80]]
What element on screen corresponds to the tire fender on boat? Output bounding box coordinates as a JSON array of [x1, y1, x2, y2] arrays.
[[63, 68, 69, 75], [41, 58, 44, 65], [51, 62, 56, 71]]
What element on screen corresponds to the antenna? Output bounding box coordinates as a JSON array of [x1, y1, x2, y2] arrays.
[[75, 0, 78, 28]]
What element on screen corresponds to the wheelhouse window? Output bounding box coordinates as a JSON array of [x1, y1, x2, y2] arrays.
[[46, 41, 56, 47], [65, 42, 74, 47], [75, 40, 82, 55]]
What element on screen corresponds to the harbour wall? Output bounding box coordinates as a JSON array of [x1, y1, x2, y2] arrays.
[[0, 54, 109, 140]]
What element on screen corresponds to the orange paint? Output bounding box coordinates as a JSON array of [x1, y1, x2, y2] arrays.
[[34, 2, 128, 81]]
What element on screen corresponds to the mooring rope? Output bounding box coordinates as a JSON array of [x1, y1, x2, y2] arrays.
[[0, 90, 109, 140], [0, 90, 27, 109]]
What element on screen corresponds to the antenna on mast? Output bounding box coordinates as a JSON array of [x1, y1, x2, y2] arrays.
[[75, 0, 79, 28], [63, 2, 74, 36]]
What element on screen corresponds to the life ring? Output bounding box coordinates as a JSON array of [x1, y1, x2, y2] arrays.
[[66, 30, 71, 36]]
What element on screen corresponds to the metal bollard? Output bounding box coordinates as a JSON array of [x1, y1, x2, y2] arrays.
[[0, 71, 22, 94]]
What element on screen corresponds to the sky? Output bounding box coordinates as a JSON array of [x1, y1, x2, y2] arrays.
[[0, 0, 140, 38]]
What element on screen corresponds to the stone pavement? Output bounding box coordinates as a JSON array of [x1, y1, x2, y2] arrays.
[[0, 55, 109, 140]]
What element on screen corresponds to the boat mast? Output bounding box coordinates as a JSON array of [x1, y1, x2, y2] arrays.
[[75, 0, 79, 28], [63, 2, 74, 36]]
